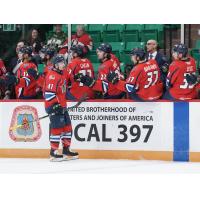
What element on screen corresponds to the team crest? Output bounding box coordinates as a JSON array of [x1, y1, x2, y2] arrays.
[[9, 105, 42, 142]]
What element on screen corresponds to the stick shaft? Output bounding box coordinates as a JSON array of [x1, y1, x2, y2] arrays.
[[10, 95, 87, 131]]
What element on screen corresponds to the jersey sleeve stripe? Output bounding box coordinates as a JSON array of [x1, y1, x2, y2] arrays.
[[22, 77, 30, 87], [44, 92, 56, 101], [125, 83, 136, 93], [102, 81, 109, 93]]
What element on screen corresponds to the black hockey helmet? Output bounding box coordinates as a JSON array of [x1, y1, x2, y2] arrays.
[[173, 43, 188, 57], [19, 46, 33, 56], [52, 55, 66, 65], [130, 48, 146, 60], [41, 46, 55, 57], [70, 45, 84, 57], [97, 43, 112, 54]]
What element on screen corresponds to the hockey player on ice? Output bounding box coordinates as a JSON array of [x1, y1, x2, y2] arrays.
[[44, 54, 79, 161]]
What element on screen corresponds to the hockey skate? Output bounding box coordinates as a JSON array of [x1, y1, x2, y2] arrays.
[[62, 147, 79, 161], [50, 149, 63, 162]]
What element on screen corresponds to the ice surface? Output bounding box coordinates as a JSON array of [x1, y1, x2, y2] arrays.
[[0, 158, 200, 173]]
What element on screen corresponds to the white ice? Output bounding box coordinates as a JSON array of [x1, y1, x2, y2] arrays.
[[0, 158, 200, 173]]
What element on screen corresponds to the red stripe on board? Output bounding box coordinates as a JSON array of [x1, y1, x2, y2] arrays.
[[1, 99, 200, 103]]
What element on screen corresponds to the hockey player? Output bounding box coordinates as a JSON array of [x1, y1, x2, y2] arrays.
[[40, 46, 55, 73], [164, 44, 198, 100], [106, 43, 121, 71], [75, 43, 125, 99], [0, 59, 7, 77], [65, 45, 95, 100], [0, 59, 7, 99], [4, 46, 38, 99], [27, 46, 56, 98], [107, 48, 163, 101], [44, 54, 78, 161], [33, 46, 56, 88]]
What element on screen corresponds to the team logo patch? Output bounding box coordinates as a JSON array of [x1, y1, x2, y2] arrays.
[[49, 75, 55, 80], [9, 105, 42, 142]]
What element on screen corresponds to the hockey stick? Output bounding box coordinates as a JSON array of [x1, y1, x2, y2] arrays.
[[9, 94, 87, 131]]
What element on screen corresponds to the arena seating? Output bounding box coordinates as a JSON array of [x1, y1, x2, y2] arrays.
[[46, 24, 200, 77]]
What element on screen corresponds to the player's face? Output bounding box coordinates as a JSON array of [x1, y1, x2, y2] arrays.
[[131, 55, 137, 65], [96, 50, 105, 60], [72, 51, 77, 58], [18, 52, 23, 60], [57, 61, 66, 70], [23, 53, 29, 60], [172, 51, 179, 60], [39, 52, 45, 60], [16, 42, 24, 54]]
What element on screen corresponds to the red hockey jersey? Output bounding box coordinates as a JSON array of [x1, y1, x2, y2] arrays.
[[0, 59, 7, 77], [15, 61, 38, 98], [65, 57, 95, 100], [44, 69, 67, 109], [92, 58, 124, 97], [37, 62, 54, 89], [0, 59, 7, 98], [111, 53, 120, 70], [115, 59, 163, 100], [166, 57, 197, 100]]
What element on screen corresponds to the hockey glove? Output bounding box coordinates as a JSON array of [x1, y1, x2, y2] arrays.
[[0, 78, 5, 86], [79, 74, 95, 87], [27, 68, 39, 80], [4, 75, 19, 86], [52, 103, 64, 115], [166, 78, 172, 90], [107, 71, 119, 84], [186, 74, 197, 85], [74, 73, 82, 81], [161, 63, 169, 73]]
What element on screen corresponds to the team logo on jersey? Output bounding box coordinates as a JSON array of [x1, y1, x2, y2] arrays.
[[9, 105, 42, 142], [49, 75, 55, 80]]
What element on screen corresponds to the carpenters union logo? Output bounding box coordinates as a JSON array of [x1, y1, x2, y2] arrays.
[[9, 105, 42, 142]]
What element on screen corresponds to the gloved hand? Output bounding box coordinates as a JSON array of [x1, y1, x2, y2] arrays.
[[4, 75, 19, 86], [27, 68, 39, 80], [52, 103, 64, 115], [0, 78, 5, 86], [161, 63, 169, 73], [107, 71, 119, 84], [186, 74, 197, 84], [75, 73, 95, 87], [74, 73, 82, 81]]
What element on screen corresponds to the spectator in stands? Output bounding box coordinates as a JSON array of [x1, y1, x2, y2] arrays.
[[27, 29, 43, 54], [9, 40, 26, 73], [27, 29, 43, 53], [46, 24, 67, 49], [27, 28, 44, 65], [59, 24, 93, 59], [146, 39, 169, 82]]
